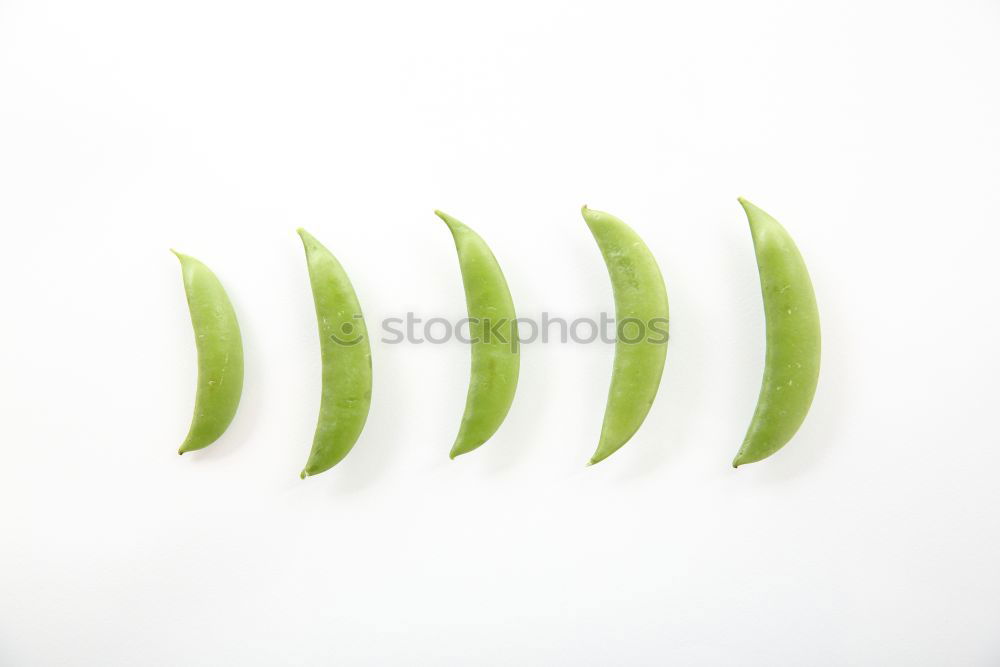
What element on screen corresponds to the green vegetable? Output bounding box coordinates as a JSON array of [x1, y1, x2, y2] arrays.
[[173, 251, 244, 454], [435, 210, 519, 459], [297, 229, 373, 478], [582, 206, 669, 465], [733, 198, 821, 467]]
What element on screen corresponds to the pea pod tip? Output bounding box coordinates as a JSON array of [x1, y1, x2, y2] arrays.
[[587, 448, 614, 466], [732, 446, 751, 467], [737, 196, 764, 219], [732, 448, 767, 468], [449, 446, 472, 460], [434, 209, 462, 233]]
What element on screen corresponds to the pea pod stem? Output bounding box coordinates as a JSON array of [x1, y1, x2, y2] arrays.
[[173, 251, 244, 454], [733, 198, 821, 467]]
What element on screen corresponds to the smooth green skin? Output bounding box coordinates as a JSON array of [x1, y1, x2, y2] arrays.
[[733, 198, 821, 467], [298, 229, 373, 478], [173, 251, 244, 454], [583, 206, 669, 465], [435, 210, 519, 459]]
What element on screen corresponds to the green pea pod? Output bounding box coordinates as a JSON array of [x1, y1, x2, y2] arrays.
[[733, 198, 821, 467], [173, 251, 244, 454], [583, 206, 669, 465], [297, 229, 373, 478], [435, 210, 519, 459]]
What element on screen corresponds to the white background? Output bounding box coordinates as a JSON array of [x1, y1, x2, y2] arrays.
[[1, 0, 998, 664]]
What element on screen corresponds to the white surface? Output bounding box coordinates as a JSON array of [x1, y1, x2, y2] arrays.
[[1, 1, 999, 664]]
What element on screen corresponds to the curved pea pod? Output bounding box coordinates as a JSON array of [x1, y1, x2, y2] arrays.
[[582, 206, 669, 465], [435, 210, 519, 459], [297, 229, 373, 478], [173, 251, 244, 454], [733, 198, 821, 467]]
